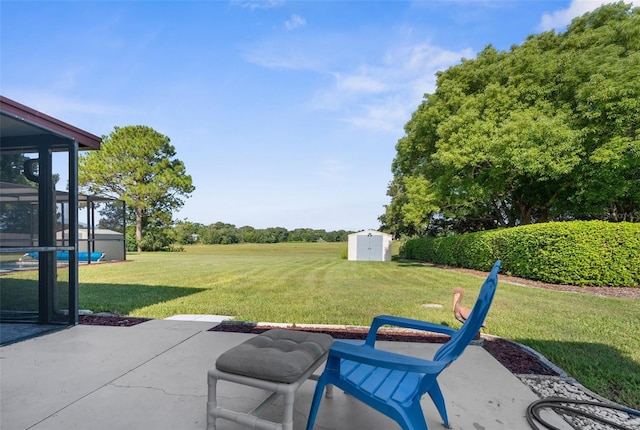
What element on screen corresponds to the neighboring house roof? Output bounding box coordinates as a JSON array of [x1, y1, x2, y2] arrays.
[[58, 228, 124, 236]]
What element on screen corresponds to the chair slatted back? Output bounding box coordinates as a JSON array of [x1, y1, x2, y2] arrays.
[[433, 260, 501, 363]]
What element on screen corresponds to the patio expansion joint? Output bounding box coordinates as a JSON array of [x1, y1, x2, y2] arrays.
[[24, 330, 204, 430], [108, 382, 206, 399]]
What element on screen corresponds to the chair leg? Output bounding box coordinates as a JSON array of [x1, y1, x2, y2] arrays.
[[427, 381, 450, 428], [306, 376, 328, 430], [401, 401, 429, 430]]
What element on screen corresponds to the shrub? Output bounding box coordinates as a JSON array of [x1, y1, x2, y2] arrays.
[[402, 221, 640, 287]]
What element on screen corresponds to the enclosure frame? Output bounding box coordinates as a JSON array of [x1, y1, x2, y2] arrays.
[[1, 96, 101, 325]]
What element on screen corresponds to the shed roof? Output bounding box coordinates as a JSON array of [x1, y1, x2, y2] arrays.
[[0, 95, 101, 151], [348, 229, 392, 237]]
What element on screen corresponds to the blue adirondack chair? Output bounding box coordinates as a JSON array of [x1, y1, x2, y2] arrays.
[[306, 260, 501, 430]]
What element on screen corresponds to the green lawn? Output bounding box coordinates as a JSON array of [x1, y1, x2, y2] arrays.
[[4, 242, 638, 409]]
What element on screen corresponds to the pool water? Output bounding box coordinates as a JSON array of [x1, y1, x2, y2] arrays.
[[0, 261, 39, 274]]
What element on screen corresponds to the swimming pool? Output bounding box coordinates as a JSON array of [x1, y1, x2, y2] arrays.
[[0, 261, 39, 274]]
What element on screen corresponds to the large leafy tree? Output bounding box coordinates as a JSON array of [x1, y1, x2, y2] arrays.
[[0, 154, 33, 234], [1, 154, 61, 235], [1, 153, 31, 185], [381, 2, 640, 237], [79, 125, 195, 251]]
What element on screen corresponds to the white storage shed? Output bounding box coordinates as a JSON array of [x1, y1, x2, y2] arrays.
[[348, 230, 393, 262]]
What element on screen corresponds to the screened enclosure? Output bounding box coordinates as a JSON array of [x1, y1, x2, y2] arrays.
[[1, 96, 102, 325]]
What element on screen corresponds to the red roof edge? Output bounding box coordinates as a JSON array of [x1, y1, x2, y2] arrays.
[[0, 95, 101, 150]]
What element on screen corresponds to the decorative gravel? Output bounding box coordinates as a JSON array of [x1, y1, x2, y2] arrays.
[[520, 376, 640, 430]]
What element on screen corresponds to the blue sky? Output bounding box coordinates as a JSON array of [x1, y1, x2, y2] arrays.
[[2, 0, 634, 231]]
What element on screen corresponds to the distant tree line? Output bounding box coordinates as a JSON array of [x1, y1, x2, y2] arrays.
[[76, 124, 351, 250], [172, 221, 353, 245]]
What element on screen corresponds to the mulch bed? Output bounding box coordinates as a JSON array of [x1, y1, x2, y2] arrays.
[[78, 314, 152, 327], [209, 321, 559, 376], [78, 315, 557, 375]]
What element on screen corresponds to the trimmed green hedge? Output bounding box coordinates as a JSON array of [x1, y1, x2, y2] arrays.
[[402, 221, 640, 287]]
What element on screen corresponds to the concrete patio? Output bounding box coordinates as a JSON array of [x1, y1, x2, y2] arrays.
[[0, 319, 571, 430]]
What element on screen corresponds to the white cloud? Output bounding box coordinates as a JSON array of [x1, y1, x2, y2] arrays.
[[285, 14, 306, 30], [313, 41, 472, 133], [243, 28, 470, 135], [241, 41, 325, 70], [343, 97, 413, 133], [333, 71, 387, 93], [539, 0, 640, 31], [391, 41, 472, 72], [232, 0, 284, 10]]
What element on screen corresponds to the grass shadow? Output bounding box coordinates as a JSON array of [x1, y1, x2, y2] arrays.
[[1, 278, 41, 313], [81, 283, 207, 315], [517, 338, 640, 410], [1, 278, 206, 316], [394, 261, 429, 268]]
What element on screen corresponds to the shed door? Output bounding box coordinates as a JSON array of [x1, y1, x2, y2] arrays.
[[357, 233, 382, 261]]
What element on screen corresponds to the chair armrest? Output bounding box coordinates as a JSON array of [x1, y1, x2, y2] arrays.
[[329, 340, 448, 374], [365, 315, 458, 346]]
